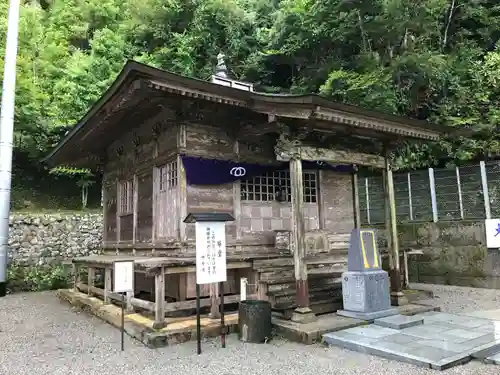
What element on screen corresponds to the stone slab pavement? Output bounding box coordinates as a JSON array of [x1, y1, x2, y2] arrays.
[[324, 311, 500, 370], [0, 287, 499, 375]]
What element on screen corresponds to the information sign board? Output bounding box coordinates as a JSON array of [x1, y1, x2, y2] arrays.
[[113, 261, 134, 293], [195, 221, 227, 284], [485, 219, 500, 248]]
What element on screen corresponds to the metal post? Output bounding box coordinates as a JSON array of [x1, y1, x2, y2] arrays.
[[196, 283, 201, 354], [456, 166, 464, 220], [0, 0, 21, 298], [220, 281, 225, 348], [428, 168, 438, 222], [480, 161, 491, 219], [121, 293, 125, 351], [404, 251, 409, 288]]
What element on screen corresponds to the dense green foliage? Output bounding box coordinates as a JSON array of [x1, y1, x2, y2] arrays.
[[4, 0, 500, 200], [7, 263, 72, 293]]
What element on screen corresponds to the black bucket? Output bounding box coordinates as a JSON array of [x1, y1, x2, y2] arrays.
[[238, 299, 272, 343]]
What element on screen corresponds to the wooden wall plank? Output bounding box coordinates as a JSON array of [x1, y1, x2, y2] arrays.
[[185, 123, 234, 158], [103, 183, 116, 242], [321, 170, 355, 233], [137, 171, 154, 243], [185, 184, 236, 241], [120, 214, 134, 241], [132, 174, 138, 246], [178, 154, 187, 240]]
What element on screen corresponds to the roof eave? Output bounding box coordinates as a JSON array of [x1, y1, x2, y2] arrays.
[[43, 60, 448, 167], [42, 60, 144, 165]]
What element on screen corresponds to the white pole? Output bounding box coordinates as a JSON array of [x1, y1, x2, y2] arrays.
[[407, 172, 413, 221], [240, 277, 247, 301], [480, 161, 491, 219], [456, 166, 464, 220], [0, 0, 21, 297], [428, 168, 438, 222]]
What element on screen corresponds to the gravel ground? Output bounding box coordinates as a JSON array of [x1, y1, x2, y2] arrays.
[[1, 284, 500, 375], [412, 283, 500, 313]]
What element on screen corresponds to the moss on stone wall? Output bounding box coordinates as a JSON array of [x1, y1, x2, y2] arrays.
[[413, 246, 486, 286], [6, 212, 102, 293], [399, 220, 495, 288]]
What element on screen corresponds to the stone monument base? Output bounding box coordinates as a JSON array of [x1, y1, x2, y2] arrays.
[[336, 308, 398, 320], [338, 269, 398, 320]]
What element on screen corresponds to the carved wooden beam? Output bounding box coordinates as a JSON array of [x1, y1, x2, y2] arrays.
[[148, 79, 246, 107], [102, 79, 144, 116], [275, 143, 385, 168], [312, 106, 440, 141], [253, 102, 314, 119], [237, 122, 278, 137], [51, 152, 106, 169], [236, 116, 301, 138]]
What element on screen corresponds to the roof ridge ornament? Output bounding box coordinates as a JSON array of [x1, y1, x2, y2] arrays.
[[211, 52, 254, 92], [215, 52, 228, 78]]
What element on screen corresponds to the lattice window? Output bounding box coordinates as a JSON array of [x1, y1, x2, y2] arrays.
[[241, 170, 318, 203], [156, 160, 179, 238], [303, 171, 317, 203], [158, 161, 178, 191], [118, 179, 134, 214]]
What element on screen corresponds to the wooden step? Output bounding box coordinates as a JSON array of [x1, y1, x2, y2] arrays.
[[273, 290, 343, 310], [269, 282, 342, 299], [253, 254, 347, 271], [259, 265, 346, 285], [267, 276, 342, 294], [328, 233, 351, 241], [275, 299, 344, 319]]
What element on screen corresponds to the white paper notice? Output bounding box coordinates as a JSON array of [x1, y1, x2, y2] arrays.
[[113, 261, 134, 293], [195, 221, 227, 284], [485, 218, 500, 248]]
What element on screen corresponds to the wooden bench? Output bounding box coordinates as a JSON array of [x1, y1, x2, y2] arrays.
[[72, 255, 256, 329]]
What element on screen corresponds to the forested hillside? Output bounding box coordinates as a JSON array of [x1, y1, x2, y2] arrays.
[[3, 0, 500, 208]]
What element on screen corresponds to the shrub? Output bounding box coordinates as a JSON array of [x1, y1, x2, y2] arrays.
[[7, 263, 73, 293]]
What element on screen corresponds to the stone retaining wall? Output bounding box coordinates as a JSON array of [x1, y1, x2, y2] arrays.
[[397, 221, 500, 288], [6, 212, 498, 290], [8, 212, 103, 266]]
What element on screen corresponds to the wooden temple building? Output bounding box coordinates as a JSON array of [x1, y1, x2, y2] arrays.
[[45, 55, 446, 330]]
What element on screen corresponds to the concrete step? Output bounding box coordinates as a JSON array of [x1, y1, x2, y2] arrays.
[[374, 314, 424, 330], [485, 351, 500, 365], [323, 311, 500, 370]]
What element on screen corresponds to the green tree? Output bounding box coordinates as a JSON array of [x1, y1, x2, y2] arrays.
[[3, 0, 500, 210]]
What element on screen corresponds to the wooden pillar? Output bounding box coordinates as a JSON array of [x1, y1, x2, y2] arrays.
[[351, 166, 361, 228], [72, 264, 79, 292], [384, 153, 408, 306], [382, 169, 393, 268], [116, 180, 121, 245], [87, 267, 95, 296], [178, 273, 187, 301], [153, 267, 166, 328], [289, 157, 316, 323], [132, 174, 138, 251], [102, 184, 108, 243], [177, 154, 187, 241], [126, 291, 134, 313], [104, 267, 112, 304], [257, 280, 268, 301], [209, 283, 220, 319]]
